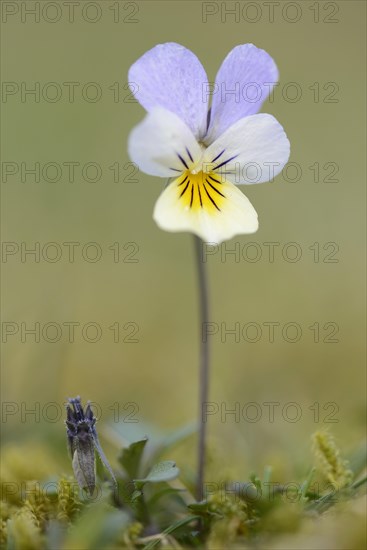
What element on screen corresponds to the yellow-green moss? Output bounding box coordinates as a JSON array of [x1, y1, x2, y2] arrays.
[[6, 508, 44, 550], [312, 431, 353, 489], [57, 477, 81, 523], [207, 492, 248, 547]]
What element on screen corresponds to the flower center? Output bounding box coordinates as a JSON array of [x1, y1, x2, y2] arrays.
[[176, 170, 226, 213]]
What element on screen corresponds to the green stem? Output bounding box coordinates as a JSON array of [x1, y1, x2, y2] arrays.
[[352, 475, 367, 490], [194, 235, 210, 502]]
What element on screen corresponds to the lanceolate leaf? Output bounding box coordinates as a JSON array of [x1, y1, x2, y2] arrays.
[[118, 437, 148, 479], [91, 431, 118, 488]]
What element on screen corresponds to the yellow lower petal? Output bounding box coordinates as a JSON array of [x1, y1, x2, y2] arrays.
[[153, 171, 259, 244]]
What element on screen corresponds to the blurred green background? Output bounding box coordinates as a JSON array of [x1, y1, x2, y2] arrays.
[[1, 0, 365, 479]]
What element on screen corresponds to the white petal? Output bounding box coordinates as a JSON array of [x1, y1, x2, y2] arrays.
[[128, 107, 202, 177], [203, 114, 290, 185], [153, 175, 258, 244]]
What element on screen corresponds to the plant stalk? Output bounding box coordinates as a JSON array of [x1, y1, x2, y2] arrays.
[[194, 235, 210, 501]]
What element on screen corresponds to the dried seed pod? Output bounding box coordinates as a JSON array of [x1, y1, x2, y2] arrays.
[[65, 396, 117, 494]]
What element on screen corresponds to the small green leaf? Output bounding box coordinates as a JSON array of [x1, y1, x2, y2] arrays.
[[300, 467, 316, 499], [135, 460, 180, 486], [352, 474, 367, 491], [262, 465, 273, 484], [118, 437, 148, 479], [249, 472, 262, 491], [143, 515, 200, 550]]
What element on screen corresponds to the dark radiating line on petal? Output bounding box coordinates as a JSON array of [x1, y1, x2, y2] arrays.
[[205, 178, 225, 198], [178, 175, 188, 186], [213, 154, 238, 171], [203, 183, 221, 211], [211, 149, 225, 163], [190, 184, 194, 208], [177, 153, 189, 170], [208, 175, 222, 185], [170, 167, 181, 172], [198, 182, 203, 207], [186, 147, 194, 163], [180, 180, 190, 197]]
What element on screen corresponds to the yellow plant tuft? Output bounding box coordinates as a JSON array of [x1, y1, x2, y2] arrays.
[[57, 477, 81, 523], [6, 508, 44, 550], [312, 430, 353, 489]]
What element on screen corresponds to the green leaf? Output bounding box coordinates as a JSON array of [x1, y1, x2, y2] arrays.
[[300, 467, 316, 499], [143, 515, 200, 550], [352, 474, 367, 490], [106, 422, 161, 447], [135, 460, 180, 487], [249, 472, 262, 491], [262, 465, 273, 484], [118, 437, 148, 479], [107, 422, 196, 468]]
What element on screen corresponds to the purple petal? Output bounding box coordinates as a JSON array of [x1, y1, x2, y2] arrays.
[[205, 44, 279, 144], [128, 43, 209, 140]]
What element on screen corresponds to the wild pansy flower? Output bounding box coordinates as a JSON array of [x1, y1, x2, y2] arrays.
[[128, 43, 290, 244]]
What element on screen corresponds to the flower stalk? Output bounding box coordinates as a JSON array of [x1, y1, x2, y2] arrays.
[[194, 236, 210, 501]]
